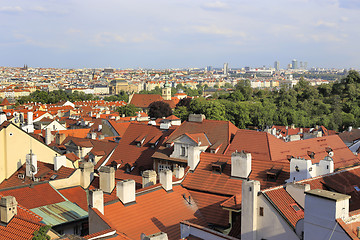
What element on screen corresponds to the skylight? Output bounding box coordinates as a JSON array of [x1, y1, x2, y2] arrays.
[[291, 203, 301, 212]]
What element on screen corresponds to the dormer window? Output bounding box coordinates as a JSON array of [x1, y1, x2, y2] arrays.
[[181, 146, 187, 157], [211, 161, 227, 174]]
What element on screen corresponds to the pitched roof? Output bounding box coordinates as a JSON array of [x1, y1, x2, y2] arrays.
[[263, 186, 304, 229], [227, 129, 360, 169], [101, 185, 207, 240], [0, 183, 66, 209], [0, 161, 75, 189], [0, 215, 44, 240], [129, 94, 163, 108], [166, 119, 238, 154], [59, 186, 88, 211]]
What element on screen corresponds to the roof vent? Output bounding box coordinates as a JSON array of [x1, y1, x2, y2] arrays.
[[211, 161, 227, 174], [307, 151, 315, 159]]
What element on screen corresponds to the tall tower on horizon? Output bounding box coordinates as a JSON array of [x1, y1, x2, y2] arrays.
[[292, 59, 298, 69], [274, 61, 280, 71], [223, 63, 229, 75]]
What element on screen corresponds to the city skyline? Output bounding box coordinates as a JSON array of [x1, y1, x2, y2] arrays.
[[1, 0, 360, 69]]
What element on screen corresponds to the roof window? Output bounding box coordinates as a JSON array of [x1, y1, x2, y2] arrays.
[[211, 161, 227, 174], [291, 203, 301, 213]]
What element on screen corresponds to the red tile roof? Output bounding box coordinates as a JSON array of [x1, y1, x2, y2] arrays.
[[0, 183, 65, 209], [0, 161, 75, 189], [263, 186, 304, 228], [59, 186, 88, 211], [0, 215, 44, 240], [166, 119, 238, 154], [188, 190, 230, 227], [129, 94, 163, 108], [101, 185, 207, 240]]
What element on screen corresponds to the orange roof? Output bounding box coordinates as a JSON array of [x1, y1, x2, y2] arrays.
[[59, 186, 88, 211], [129, 94, 163, 108], [0, 215, 44, 240], [0, 183, 65, 209], [102, 185, 207, 240]]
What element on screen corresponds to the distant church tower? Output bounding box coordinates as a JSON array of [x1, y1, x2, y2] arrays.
[[162, 81, 172, 100]]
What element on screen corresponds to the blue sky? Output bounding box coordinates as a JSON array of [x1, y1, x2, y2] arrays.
[[1, 0, 359, 69]]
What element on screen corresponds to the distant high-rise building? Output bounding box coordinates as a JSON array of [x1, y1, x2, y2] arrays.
[[274, 61, 280, 71], [304, 62, 308, 70], [292, 59, 298, 69], [206, 66, 212, 72], [223, 63, 229, 75]]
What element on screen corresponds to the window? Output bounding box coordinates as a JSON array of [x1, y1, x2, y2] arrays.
[[181, 146, 187, 156], [291, 203, 301, 213], [259, 207, 264, 216]]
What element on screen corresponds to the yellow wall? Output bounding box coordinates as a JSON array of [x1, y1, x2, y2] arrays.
[[50, 169, 81, 189], [0, 123, 73, 182]]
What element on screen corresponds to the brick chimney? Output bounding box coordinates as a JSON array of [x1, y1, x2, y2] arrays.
[[0, 196, 18, 224], [80, 162, 94, 188], [99, 166, 115, 193], [160, 169, 172, 192], [116, 179, 136, 205], [231, 151, 252, 179], [188, 114, 205, 123], [89, 189, 104, 214], [142, 170, 157, 188]]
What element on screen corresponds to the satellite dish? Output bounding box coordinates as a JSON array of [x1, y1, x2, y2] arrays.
[[328, 151, 334, 157]]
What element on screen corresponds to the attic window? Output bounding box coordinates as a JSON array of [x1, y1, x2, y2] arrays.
[[291, 203, 301, 213], [354, 186, 360, 192], [266, 167, 282, 182], [211, 161, 227, 174], [286, 155, 294, 161], [307, 151, 315, 159]]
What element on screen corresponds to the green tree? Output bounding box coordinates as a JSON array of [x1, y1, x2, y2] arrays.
[[148, 101, 172, 119], [117, 104, 141, 117]]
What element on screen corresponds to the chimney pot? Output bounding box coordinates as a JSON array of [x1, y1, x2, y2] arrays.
[[142, 170, 157, 188], [0, 196, 18, 224], [99, 166, 115, 193], [89, 189, 104, 214], [231, 151, 251, 178]]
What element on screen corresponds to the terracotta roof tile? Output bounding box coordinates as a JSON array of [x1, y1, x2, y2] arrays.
[[102, 185, 207, 240], [59, 186, 88, 211]]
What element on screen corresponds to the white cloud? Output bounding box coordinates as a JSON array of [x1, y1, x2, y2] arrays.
[[192, 25, 247, 38], [315, 20, 337, 28], [0, 6, 23, 13], [202, 1, 228, 11]]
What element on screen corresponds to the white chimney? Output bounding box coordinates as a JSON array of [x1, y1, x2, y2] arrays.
[[80, 162, 94, 188], [89, 189, 104, 214], [54, 155, 66, 171], [160, 169, 172, 191], [26, 151, 38, 177], [98, 124, 102, 131], [117, 179, 136, 205], [0, 112, 6, 125], [142, 170, 157, 188], [27, 112, 33, 125], [174, 166, 184, 179], [348, 126, 353, 132], [0, 196, 18, 224], [99, 166, 115, 193], [45, 128, 52, 145], [231, 151, 252, 179], [285, 183, 311, 208], [241, 180, 260, 240]]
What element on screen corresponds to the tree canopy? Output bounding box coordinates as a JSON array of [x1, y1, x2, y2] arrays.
[[148, 101, 172, 119]]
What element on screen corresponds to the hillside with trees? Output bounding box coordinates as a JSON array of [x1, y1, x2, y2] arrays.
[[173, 70, 360, 131]]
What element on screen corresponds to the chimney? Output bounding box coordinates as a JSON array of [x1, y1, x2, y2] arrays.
[[231, 151, 252, 179], [89, 189, 104, 214], [0, 111, 6, 125], [99, 166, 115, 193], [348, 126, 353, 132], [98, 124, 102, 131], [142, 170, 157, 188], [19, 112, 24, 124], [143, 232, 168, 240], [285, 183, 311, 208], [80, 162, 94, 188], [0, 196, 18, 224], [160, 169, 172, 191], [188, 114, 205, 123], [98, 135, 105, 140], [241, 180, 260, 240], [26, 151, 38, 177], [174, 166, 184, 179], [55, 133, 66, 145], [45, 128, 52, 145], [116, 179, 136, 205], [27, 112, 33, 125], [54, 155, 67, 171]]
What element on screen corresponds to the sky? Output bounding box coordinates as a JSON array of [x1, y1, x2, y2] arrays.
[[1, 0, 360, 69]]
